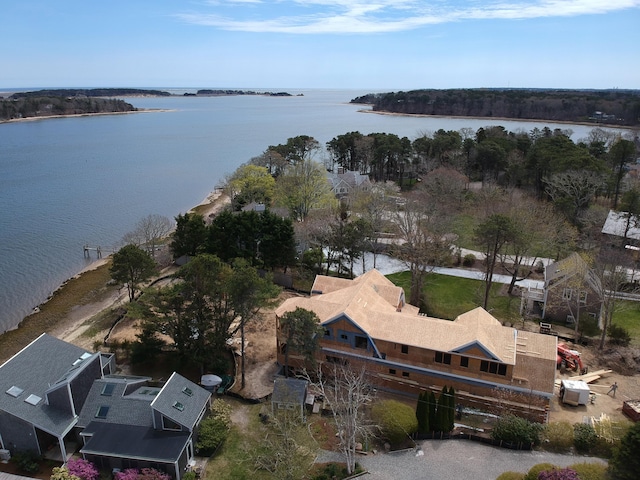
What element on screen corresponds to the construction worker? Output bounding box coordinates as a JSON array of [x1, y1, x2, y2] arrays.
[[607, 382, 618, 398]]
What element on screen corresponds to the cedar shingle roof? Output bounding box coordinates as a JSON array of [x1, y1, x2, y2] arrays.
[[276, 270, 557, 367]]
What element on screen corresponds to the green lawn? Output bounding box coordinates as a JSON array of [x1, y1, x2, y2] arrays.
[[611, 300, 640, 346]]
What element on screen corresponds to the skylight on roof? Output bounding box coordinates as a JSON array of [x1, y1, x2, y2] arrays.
[[182, 387, 193, 397], [101, 383, 116, 396], [173, 401, 185, 412], [80, 352, 92, 360], [6, 386, 24, 398], [24, 394, 42, 406], [95, 405, 110, 419]]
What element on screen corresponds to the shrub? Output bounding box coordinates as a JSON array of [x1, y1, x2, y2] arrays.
[[181, 473, 196, 480], [538, 467, 580, 480], [462, 253, 476, 267], [523, 463, 555, 480], [51, 467, 80, 480], [608, 324, 631, 347], [11, 450, 41, 474], [496, 472, 525, 480], [196, 399, 232, 455], [609, 421, 640, 480], [138, 468, 171, 480], [492, 415, 542, 446], [573, 423, 597, 454], [67, 458, 99, 480], [371, 399, 418, 446], [115, 470, 140, 480], [541, 421, 574, 453], [568, 462, 608, 480]]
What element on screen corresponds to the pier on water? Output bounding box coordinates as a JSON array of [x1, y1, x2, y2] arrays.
[[83, 245, 115, 258]]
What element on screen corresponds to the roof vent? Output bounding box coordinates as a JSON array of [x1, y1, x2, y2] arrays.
[[6, 386, 24, 397]]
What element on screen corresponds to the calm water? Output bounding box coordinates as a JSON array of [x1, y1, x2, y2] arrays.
[[0, 89, 613, 333]]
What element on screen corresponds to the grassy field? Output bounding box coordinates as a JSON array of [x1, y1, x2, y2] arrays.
[[611, 300, 640, 346], [387, 271, 523, 323]]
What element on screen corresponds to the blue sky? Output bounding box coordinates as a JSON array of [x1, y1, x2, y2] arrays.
[[3, 1, 639, 90]]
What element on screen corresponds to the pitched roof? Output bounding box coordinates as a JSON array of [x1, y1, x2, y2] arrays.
[[601, 210, 640, 240], [276, 270, 557, 366], [151, 372, 211, 431], [77, 376, 158, 429], [0, 334, 94, 436], [81, 422, 190, 463], [545, 252, 602, 292], [272, 377, 307, 406]]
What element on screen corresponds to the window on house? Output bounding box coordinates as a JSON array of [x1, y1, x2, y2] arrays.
[[460, 357, 469, 368], [324, 328, 331, 337], [435, 352, 451, 365], [182, 387, 193, 397], [172, 401, 185, 412], [562, 288, 572, 300], [579, 291, 587, 305], [355, 336, 368, 349], [401, 344, 409, 354], [402, 372, 410, 378], [480, 360, 507, 376], [389, 369, 396, 375], [163, 416, 181, 431], [340, 333, 349, 341]]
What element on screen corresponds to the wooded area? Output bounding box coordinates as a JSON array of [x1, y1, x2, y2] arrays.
[[352, 89, 640, 126], [0, 96, 136, 121]]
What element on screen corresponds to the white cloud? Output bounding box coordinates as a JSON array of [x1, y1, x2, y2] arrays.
[[176, 0, 640, 34]]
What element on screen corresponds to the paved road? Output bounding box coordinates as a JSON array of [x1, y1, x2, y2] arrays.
[[317, 440, 606, 480]]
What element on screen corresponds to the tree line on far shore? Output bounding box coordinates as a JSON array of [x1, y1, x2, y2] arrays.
[[352, 88, 640, 126]]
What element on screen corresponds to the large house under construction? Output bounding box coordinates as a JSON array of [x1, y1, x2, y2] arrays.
[[275, 269, 557, 422]]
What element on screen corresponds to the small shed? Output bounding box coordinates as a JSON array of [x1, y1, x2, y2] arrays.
[[560, 380, 591, 406], [271, 377, 308, 420]]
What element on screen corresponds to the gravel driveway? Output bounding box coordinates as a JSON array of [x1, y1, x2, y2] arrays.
[[316, 440, 607, 480]]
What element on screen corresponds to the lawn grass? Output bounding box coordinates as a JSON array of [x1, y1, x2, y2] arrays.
[[611, 300, 640, 346], [387, 271, 523, 323]]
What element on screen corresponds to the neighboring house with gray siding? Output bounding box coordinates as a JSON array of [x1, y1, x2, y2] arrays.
[[0, 334, 114, 461], [1, 335, 210, 480]]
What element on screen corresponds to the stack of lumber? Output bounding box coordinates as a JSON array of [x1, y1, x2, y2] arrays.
[[554, 369, 612, 387]]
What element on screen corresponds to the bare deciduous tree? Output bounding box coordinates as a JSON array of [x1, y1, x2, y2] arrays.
[[122, 214, 173, 258], [303, 361, 377, 475]]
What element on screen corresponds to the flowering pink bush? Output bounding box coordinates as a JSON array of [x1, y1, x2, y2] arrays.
[[114, 468, 170, 480], [67, 459, 99, 480], [114, 469, 139, 480], [538, 467, 580, 480]]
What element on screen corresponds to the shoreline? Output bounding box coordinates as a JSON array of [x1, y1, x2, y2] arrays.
[[0, 190, 231, 362], [358, 108, 635, 131], [0, 108, 172, 124]]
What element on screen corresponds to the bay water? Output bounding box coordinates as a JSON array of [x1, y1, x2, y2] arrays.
[[0, 89, 612, 333]]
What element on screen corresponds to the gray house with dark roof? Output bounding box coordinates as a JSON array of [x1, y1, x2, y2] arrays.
[[79, 372, 210, 479], [0, 334, 114, 461], [1, 335, 210, 480]]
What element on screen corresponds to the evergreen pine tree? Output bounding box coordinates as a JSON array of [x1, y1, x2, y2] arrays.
[[416, 392, 429, 434], [447, 386, 456, 431], [427, 391, 437, 432]]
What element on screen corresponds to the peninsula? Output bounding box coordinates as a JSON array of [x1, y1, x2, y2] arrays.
[[352, 88, 640, 127]]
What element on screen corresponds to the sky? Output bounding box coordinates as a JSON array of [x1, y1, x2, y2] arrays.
[[2, 0, 639, 90]]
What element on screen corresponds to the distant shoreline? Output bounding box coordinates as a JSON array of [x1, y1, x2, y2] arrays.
[[0, 108, 170, 124], [359, 109, 632, 131]]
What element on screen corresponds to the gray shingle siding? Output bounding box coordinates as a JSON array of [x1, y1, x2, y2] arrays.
[[0, 410, 38, 452]]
